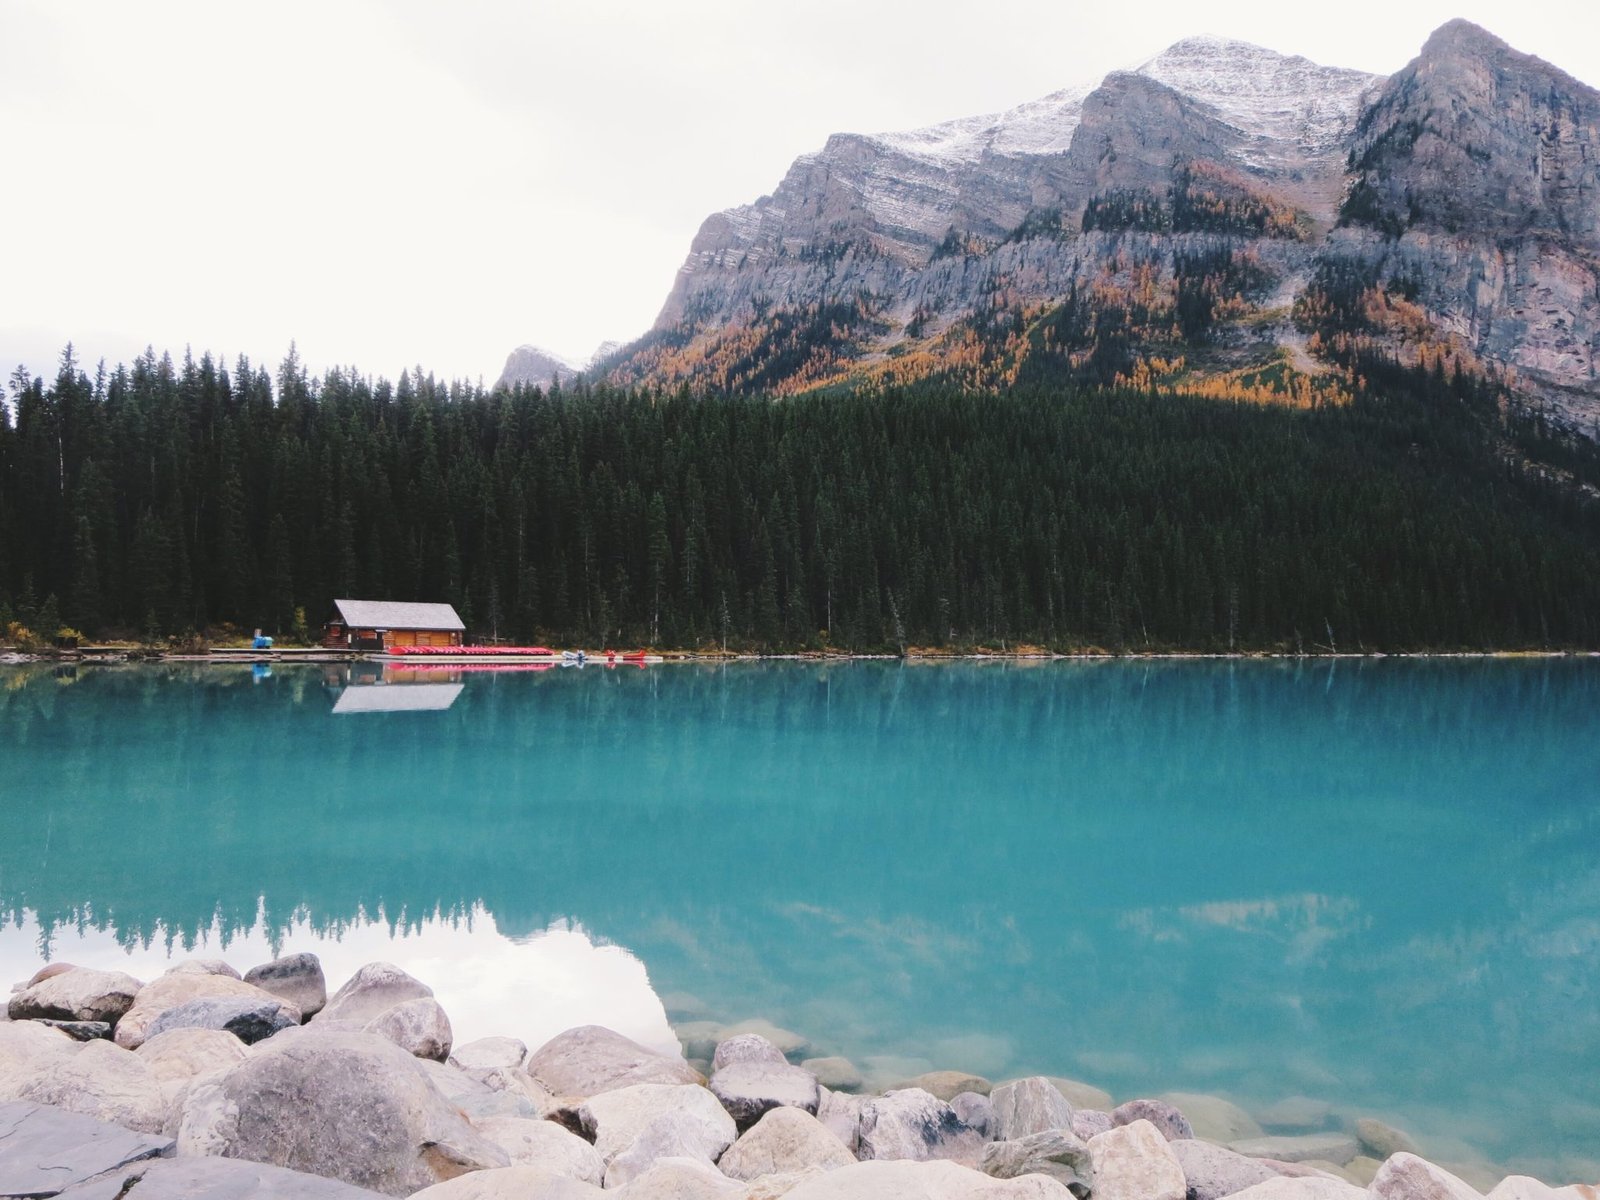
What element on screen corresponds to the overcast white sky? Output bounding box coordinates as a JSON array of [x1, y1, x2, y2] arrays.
[[3, 0, 1596, 391]]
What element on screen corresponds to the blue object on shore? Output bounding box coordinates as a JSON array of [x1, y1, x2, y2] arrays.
[[253, 635, 273, 650]]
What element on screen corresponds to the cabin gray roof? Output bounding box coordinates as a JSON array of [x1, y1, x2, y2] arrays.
[[332, 683, 464, 714], [332, 599, 465, 632]]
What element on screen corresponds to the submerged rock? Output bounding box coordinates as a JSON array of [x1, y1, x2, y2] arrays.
[[1047, 1079, 1115, 1112], [0, 1099, 170, 1195], [175, 1028, 507, 1196], [991, 1077, 1075, 1141], [244, 952, 328, 1019], [710, 1059, 822, 1129], [7, 967, 143, 1024], [1231, 1134, 1361, 1167], [529, 1026, 703, 1098], [1357, 1117, 1420, 1158], [979, 1129, 1093, 1196], [893, 1071, 993, 1101], [858, 1088, 988, 1163], [801, 1057, 864, 1093], [718, 1106, 856, 1181], [1159, 1092, 1264, 1142], [1255, 1097, 1334, 1133], [1087, 1120, 1187, 1200]]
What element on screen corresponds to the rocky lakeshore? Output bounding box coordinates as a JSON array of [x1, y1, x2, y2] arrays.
[[2, 955, 1595, 1200]]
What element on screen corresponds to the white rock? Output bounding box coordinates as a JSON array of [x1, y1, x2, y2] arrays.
[[979, 1129, 1093, 1195], [1087, 1119, 1187, 1200], [782, 1158, 1078, 1198], [16, 1037, 165, 1133], [317, 961, 433, 1025], [579, 1082, 736, 1165], [607, 1109, 739, 1188], [711, 1060, 822, 1129], [1170, 1137, 1284, 1200], [409, 1165, 604, 1200], [135, 1027, 249, 1122], [0, 1020, 81, 1098], [991, 1077, 1075, 1140], [1225, 1178, 1367, 1200], [7, 966, 144, 1023], [713, 1034, 788, 1071], [719, 1107, 856, 1181], [530, 1026, 704, 1098], [473, 1116, 604, 1183], [816, 1087, 862, 1155], [742, 1168, 829, 1199], [364, 996, 452, 1061], [1487, 1179, 1582, 1200], [165, 959, 242, 979], [1369, 1154, 1488, 1200], [612, 1156, 743, 1198], [858, 1088, 987, 1163], [715, 1020, 809, 1059], [115, 972, 301, 1050], [452, 1036, 530, 1073]]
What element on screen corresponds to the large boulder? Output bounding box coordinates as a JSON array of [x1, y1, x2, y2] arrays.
[[316, 962, 433, 1026], [578, 1082, 736, 1165], [1231, 1135, 1361, 1167], [1226, 1179, 1367, 1200], [15, 1038, 165, 1133], [1368, 1153, 1488, 1200], [816, 1087, 863, 1155], [979, 1129, 1093, 1196], [164, 959, 242, 980], [529, 1026, 703, 1098], [406, 1166, 604, 1200], [7, 967, 143, 1024], [142, 995, 300, 1046], [1111, 1099, 1193, 1141], [610, 1156, 741, 1197], [472, 1116, 604, 1183], [59, 1155, 396, 1200], [134, 1027, 249, 1122], [710, 1060, 822, 1130], [858, 1088, 987, 1163], [1170, 1138, 1285, 1200], [712, 1033, 788, 1071], [0, 1021, 81, 1097], [174, 1028, 507, 1196], [0, 1099, 170, 1196], [115, 974, 300, 1050], [991, 1077, 1075, 1141], [243, 952, 327, 1019], [715, 1020, 809, 1060], [364, 997, 452, 1062], [1087, 1119, 1187, 1200], [452, 1037, 529, 1073], [782, 1158, 1079, 1198], [718, 1107, 856, 1181], [605, 1110, 740, 1188], [1159, 1093, 1264, 1143]]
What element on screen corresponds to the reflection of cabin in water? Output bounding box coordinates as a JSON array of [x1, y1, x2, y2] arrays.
[[323, 599, 465, 651]]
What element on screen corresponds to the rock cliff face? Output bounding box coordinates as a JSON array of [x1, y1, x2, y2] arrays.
[[535, 23, 1597, 426]]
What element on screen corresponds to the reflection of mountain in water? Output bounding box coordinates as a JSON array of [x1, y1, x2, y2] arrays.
[[1, 660, 1598, 1168]]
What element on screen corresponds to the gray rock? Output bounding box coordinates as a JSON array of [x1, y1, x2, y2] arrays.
[[715, 1020, 810, 1060], [1112, 1099, 1193, 1141], [529, 1026, 703, 1098], [56, 1156, 390, 1200], [243, 952, 327, 1019], [991, 1077, 1075, 1141], [1231, 1135, 1361, 1167], [7, 968, 143, 1024], [1048, 1079, 1114, 1112], [1159, 1092, 1264, 1143], [1225, 1179, 1367, 1200], [143, 995, 300, 1045], [1368, 1153, 1488, 1200], [1070, 1110, 1113, 1140], [0, 1100, 170, 1197], [578, 1082, 735, 1166], [858, 1088, 987, 1163], [316, 962, 432, 1026], [718, 1106, 856, 1181], [782, 1158, 1078, 1198], [979, 1129, 1093, 1196], [115, 974, 300, 1050], [0, 1022, 80, 1098], [35, 1020, 111, 1042], [1170, 1138, 1285, 1200], [710, 1060, 822, 1130], [950, 1092, 997, 1140], [1087, 1120, 1187, 1200], [174, 1027, 507, 1196], [364, 996, 452, 1062], [164, 959, 241, 980], [1356, 1117, 1419, 1159], [451, 1036, 529, 1073], [713, 1033, 787, 1071], [892, 1072, 992, 1101], [801, 1057, 864, 1093], [403, 1166, 605, 1200], [605, 1110, 738, 1188], [13, 1038, 165, 1134], [472, 1116, 604, 1183], [134, 1027, 249, 1125], [1255, 1097, 1333, 1133], [816, 1087, 863, 1155]]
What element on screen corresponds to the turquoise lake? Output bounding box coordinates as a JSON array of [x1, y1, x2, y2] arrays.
[[1, 660, 1597, 1180]]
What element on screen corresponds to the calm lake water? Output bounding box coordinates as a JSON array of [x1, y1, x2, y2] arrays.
[[1, 659, 1597, 1180]]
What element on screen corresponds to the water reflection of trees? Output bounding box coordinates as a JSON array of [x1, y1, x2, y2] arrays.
[[1, 660, 1597, 1163]]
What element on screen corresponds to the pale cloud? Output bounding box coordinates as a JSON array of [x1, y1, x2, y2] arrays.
[[3, 0, 1596, 389]]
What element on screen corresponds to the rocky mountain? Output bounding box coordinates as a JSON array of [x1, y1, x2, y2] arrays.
[[512, 23, 1599, 429], [497, 340, 621, 389]]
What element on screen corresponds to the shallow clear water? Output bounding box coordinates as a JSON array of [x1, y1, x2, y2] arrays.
[[1, 660, 1597, 1179]]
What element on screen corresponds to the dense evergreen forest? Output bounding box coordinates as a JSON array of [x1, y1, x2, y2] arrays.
[[2, 342, 1599, 652]]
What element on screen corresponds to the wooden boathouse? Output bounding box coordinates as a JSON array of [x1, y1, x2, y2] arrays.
[[323, 599, 465, 651]]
